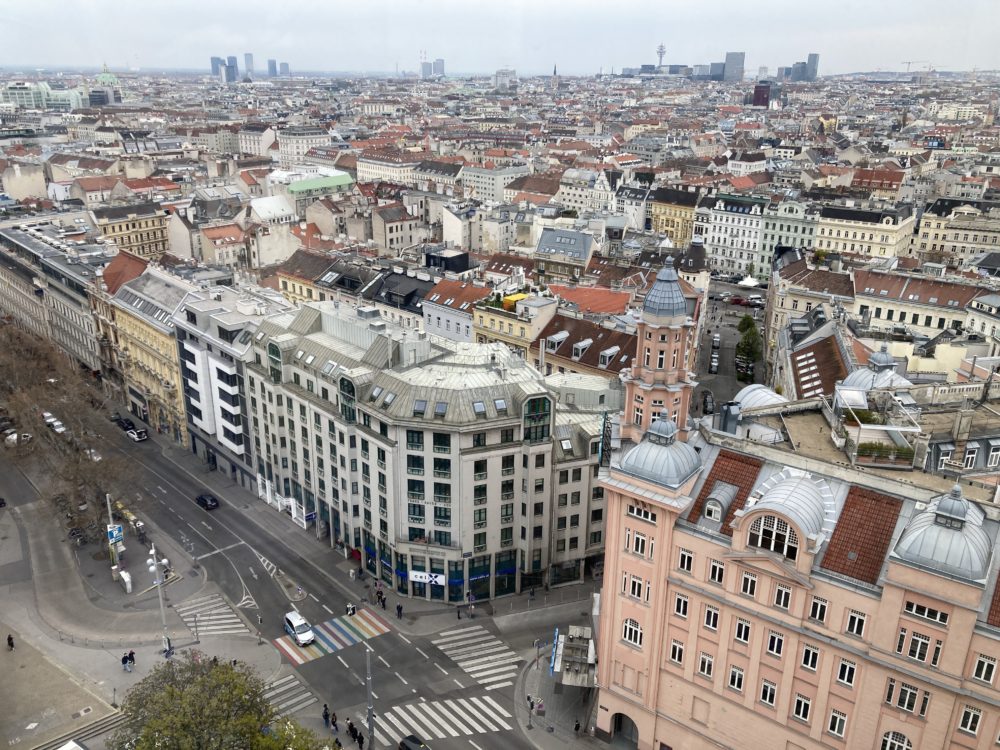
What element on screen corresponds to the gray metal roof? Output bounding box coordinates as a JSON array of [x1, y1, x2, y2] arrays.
[[618, 419, 701, 489], [893, 486, 993, 582], [642, 260, 687, 318]]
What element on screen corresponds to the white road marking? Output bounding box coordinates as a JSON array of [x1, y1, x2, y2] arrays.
[[308, 593, 318, 601], [157, 485, 166, 494], [416, 647, 429, 659], [337, 656, 350, 670], [322, 604, 333, 614], [395, 671, 408, 685], [397, 633, 411, 644], [434, 663, 448, 675], [466, 697, 511, 730], [453, 679, 464, 688], [201, 521, 212, 530], [379, 655, 391, 669], [194, 541, 242, 560], [469, 742, 484, 750], [456, 698, 497, 731], [443, 698, 486, 734]]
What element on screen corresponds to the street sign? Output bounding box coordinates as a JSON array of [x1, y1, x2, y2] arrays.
[[304, 511, 317, 522], [107, 524, 123, 543], [409, 571, 445, 585]]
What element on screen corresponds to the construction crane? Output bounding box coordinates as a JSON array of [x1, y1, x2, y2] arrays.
[[901, 60, 927, 72]]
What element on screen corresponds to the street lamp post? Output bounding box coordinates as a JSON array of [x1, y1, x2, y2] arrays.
[[146, 543, 171, 656]]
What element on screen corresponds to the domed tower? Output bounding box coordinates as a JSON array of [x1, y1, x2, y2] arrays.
[[621, 258, 697, 443]]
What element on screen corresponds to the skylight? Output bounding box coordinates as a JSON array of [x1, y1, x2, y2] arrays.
[[473, 401, 486, 416], [413, 399, 427, 417], [494, 398, 507, 413], [434, 401, 448, 417], [369, 385, 383, 401]]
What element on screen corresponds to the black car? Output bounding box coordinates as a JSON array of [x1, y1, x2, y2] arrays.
[[113, 415, 136, 431], [702, 391, 716, 414], [196, 493, 220, 510], [399, 736, 428, 750]]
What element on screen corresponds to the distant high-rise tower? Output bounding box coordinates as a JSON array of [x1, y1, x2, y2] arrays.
[[222, 60, 237, 84], [656, 43, 666, 68], [267, 59, 278, 77], [210, 56, 223, 76], [421, 61, 433, 79], [806, 53, 820, 82], [226, 56, 238, 77], [433, 58, 445, 76], [758, 66, 769, 80], [279, 62, 290, 76], [723, 51, 745, 82], [551, 64, 559, 91], [244, 53, 254, 78]]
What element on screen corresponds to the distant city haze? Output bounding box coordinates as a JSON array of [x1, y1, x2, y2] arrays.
[[3, 0, 999, 76]]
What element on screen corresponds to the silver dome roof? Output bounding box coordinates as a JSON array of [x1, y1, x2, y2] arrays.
[[642, 259, 688, 318], [869, 342, 896, 371], [894, 486, 992, 581], [734, 384, 788, 410], [619, 417, 702, 489], [750, 470, 836, 540]]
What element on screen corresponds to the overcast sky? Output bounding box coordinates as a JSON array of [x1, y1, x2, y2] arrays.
[[5, 0, 999, 76]]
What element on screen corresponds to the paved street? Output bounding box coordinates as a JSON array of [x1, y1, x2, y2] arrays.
[[0, 399, 595, 750]]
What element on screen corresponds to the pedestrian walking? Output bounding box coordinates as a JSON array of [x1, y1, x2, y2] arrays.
[[323, 704, 330, 728], [334, 739, 342, 749], [456, 606, 461, 619], [347, 720, 356, 741], [128, 650, 135, 670], [122, 652, 131, 672], [6, 634, 13, 651], [357, 733, 364, 750], [331, 712, 338, 733], [380, 595, 386, 610], [528, 696, 535, 712], [574, 720, 581, 734], [396, 603, 403, 619]]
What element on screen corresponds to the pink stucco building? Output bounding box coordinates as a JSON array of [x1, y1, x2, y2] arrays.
[[594, 264, 1000, 749]]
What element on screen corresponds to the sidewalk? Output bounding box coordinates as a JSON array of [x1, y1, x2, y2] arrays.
[[513, 653, 600, 750], [155, 440, 601, 637]]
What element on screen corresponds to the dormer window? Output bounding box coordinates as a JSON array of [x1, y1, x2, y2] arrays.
[[572, 338, 593, 360], [599, 346, 620, 368], [705, 500, 723, 522], [547, 330, 569, 351], [748, 514, 799, 561]]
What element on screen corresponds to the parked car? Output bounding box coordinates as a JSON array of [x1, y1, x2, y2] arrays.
[[115, 417, 136, 432], [711, 334, 721, 350], [82, 448, 102, 462], [196, 493, 220, 510], [747, 295, 765, 308], [702, 391, 716, 414], [708, 359, 719, 374], [729, 295, 746, 306], [49, 420, 66, 434], [126, 428, 149, 442]]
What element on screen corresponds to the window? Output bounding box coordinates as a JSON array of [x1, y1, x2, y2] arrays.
[[704, 499, 723, 521], [735, 618, 751, 644], [774, 584, 791, 610], [846, 610, 866, 637], [903, 600, 949, 626], [669, 640, 684, 665], [809, 596, 828, 623], [801, 645, 819, 671], [767, 631, 784, 657], [748, 514, 798, 559], [628, 576, 643, 599], [760, 680, 776, 707], [974, 655, 996, 684], [888, 680, 918, 713], [908, 632, 929, 662], [709, 559, 725, 585], [704, 606, 719, 631], [828, 709, 847, 738], [413, 399, 427, 417], [837, 659, 856, 687], [793, 694, 811, 722], [728, 665, 744, 692], [740, 571, 757, 597], [698, 652, 713, 678], [881, 732, 912, 750], [632, 532, 647, 556], [678, 549, 693, 572], [674, 594, 688, 618], [959, 705, 981, 735], [622, 618, 642, 647], [626, 504, 657, 523]]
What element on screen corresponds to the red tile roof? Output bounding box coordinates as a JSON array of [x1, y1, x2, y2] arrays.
[[820, 486, 902, 585], [790, 336, 849, 399], [101, 251, 149, 294], [986, 576, 1000, 627], [686, 450, 764, 535], [423, 278, 491, 311], [546, 284, 633, 314]]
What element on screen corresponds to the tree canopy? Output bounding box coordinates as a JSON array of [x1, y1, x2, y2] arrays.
[[737, 314, 756, 334], [108, 652, 325, 750], [736, 324, 763, 363]]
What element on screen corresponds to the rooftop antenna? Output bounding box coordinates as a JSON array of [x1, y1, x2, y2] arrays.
[[656, 43, 666, 68]]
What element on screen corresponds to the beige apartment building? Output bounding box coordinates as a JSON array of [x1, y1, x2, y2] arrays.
[[648, 187, 700, 248], [473, 294, 557, 359], [91, 202, 169, 259], [595, 376, 1000, 750], [814, 203, 915, 259], [917, 197, 1000, 267]]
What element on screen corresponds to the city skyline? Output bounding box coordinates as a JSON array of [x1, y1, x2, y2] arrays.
[[4, 0, 1000, 76]]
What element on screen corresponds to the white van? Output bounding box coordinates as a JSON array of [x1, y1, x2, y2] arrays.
[[283, 610, 315, 646]]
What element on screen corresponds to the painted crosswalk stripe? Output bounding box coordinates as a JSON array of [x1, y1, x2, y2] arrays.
[[485, 681, 513, 691], [400, 702, 442, 739], [459, 651, 519, 668], [434, 631, 494, 648], [456, 698, 499, 731], [273, 609, 390, 665], [442, 699, 487, 734], [175, 593, 250, 635], [432, 627, 487, 644], [412, 702, 458, 738], [443, 640, 507, 657], [382, 708, 411, 738], [264, 675, 317, 715], [467, 696, 511, 730], [481, 696, 512, 718], [468, 663, 520, 678]]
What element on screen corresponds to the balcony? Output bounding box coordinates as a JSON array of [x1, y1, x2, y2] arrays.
[[406, 442, 423, 451], [501, 539, 513, 548], [379, 529, 388, 542], [408, 515, 425, 524], [501, 515, 513, 524], [434, 518, 451, 527], [474, 497, 487, 506], [407, 467, 424, 476], [407, 492, 424, 501], [474, 521, 487, 529], [501, 468, 515, 476], [474, 544, 487, 553], [433, 495, 451, 505], [433, 446, 450, 454], [433, 470, 451, 479], [501, 492, 514, 501], [379, 507, 387, 518], [474, 472, 487, 481], [377, 460, 385, 470]]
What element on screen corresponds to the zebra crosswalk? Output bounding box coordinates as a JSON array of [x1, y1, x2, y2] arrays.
[[431, 626, 521, 691], [174, 593, 251, 636], [371, 695, 513, 748], [273, 607, 391, 665], [265, 674, 318, 715]]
